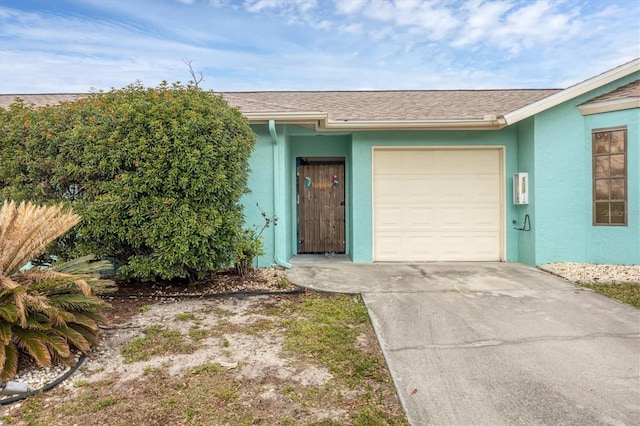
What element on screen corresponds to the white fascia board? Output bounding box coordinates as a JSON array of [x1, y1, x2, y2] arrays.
[[578, 97, 640, 115], [502, 58, 640, 125], [246, 112, 504, 131], [322, 118, 502, 131]]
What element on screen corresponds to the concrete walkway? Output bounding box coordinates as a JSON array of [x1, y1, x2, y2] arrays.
[[286, 262, 640, 426]]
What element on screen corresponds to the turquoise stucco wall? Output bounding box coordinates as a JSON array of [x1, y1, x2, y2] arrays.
[[516, 117, 536, 265], [532, 73, 640, 265], [241, 124, 277, 267]]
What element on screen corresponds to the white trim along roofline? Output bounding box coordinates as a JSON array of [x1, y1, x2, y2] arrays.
[[578, 97, 640, 116], [502, 58, 640, 126], [245, 112, 506, 131]]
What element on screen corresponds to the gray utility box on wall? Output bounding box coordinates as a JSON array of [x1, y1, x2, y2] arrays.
[[513, 173, 529, 205]]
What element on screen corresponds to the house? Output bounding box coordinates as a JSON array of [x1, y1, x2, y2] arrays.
[[1, 59, 638, 267]]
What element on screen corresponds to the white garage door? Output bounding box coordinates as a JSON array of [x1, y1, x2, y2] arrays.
[[373, 148, 503, 261]]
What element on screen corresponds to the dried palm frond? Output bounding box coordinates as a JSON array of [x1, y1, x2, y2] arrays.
[[0, 276, 18, 290], [0, 200, 80, 278], [0, 201, 111, 380]]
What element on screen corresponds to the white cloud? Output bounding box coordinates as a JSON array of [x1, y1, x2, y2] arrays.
[[368, 26, 396, 41], [452, 0, 513, 47], [334, 0, 368, 15], [243, 0, 317, 13], [340, 22, 363, 34], [392, 0, 459, 38], [335, 0, 460, 40], [494, 1, 581, 52]]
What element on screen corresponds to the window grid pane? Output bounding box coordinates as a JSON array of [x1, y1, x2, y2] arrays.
[[593, 128, 626, 226]]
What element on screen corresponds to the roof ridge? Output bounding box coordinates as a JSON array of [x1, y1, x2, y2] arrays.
[[220, 88, 561, 94]]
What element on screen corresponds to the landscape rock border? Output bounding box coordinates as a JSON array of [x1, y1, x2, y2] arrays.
[[538, 262, 640, 285]]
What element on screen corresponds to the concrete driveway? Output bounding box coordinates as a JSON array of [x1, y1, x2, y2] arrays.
[[285, 262, 640, 426]]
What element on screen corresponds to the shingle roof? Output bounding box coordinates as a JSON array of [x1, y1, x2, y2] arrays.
[[0, 90, 559, 122], [0, 93, 81, 108], [222, 90, 559, 121], [580, 80, 640, 105]]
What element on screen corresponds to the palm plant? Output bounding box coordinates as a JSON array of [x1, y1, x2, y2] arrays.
[[0, 200, 112, 381]]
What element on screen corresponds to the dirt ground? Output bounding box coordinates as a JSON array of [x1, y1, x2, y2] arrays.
[[1, 269, 407, 425]]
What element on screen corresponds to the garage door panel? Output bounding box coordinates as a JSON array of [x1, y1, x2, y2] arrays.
[[374, 150, 404, 173], [430, 151, 468, 173], [439, 206, 466, 228], [374, 235, 405, 261], [472, 206, 501, 229], [375, 150, 435, 174], [469, 150, 500, 171], [374, 149, 502, 261], [408, 206, 436, 228], [467, 235, 502, 259], [440, 235, 468, 258], [375, 177, 405, 202], [438, 176, 469, 201], [470, 177, 501, 201], [406, 177, 439, 201], [375, 206, 405, 229]]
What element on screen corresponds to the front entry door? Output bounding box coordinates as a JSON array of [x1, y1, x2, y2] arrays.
[[297, 162, 345, 253]]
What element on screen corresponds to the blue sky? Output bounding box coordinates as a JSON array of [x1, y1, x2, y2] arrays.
[[1, 0, 639, 93]]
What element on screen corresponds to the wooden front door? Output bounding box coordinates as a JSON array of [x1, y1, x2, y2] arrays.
[[297, 162, 345, 253]]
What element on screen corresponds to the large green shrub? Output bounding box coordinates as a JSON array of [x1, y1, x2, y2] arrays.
[[0, 82, 257, 282]]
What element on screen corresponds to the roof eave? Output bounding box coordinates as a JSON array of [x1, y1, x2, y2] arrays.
[[245, 112, 326, 130], [502, 58, 640, 125], [578, 97, 640, 116], [245, 112, 507, 131], [322, 118, 504, 131]]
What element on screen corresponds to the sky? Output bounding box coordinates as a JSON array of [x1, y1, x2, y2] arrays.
[[0, 0, 639, 94]]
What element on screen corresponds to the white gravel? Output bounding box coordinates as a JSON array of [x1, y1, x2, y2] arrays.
[[3, 363, 72, 394], [539, 262, 640, 284]]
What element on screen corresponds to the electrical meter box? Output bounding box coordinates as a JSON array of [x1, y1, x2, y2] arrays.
[[513, 173, 529, 205]]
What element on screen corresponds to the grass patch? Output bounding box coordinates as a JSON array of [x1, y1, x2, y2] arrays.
[[121, 325, 199, 363], [284, 294, 387, 386], [579, 282, 640, 308], [242, 317, 276, 335], [17, 397, 45, 425], [175, 312, 200, 322], [188, 326, 214, 341], [93, 397, 121, 411]]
